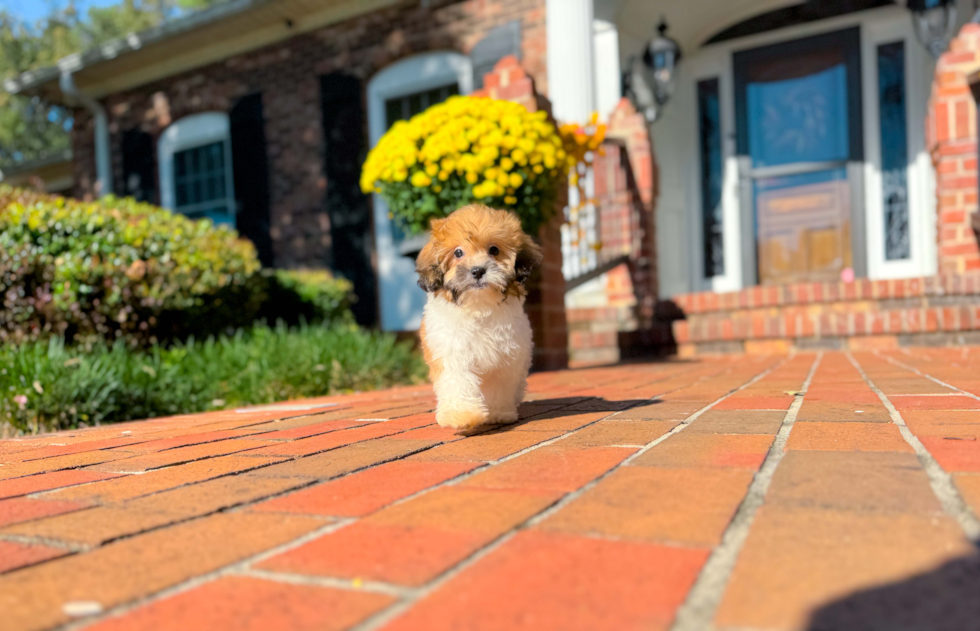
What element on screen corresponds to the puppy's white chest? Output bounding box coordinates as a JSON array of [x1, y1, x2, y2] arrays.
[[423, 295, 530, 372]]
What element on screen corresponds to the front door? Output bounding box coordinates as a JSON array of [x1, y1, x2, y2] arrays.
[[735, 28, 864, 285]]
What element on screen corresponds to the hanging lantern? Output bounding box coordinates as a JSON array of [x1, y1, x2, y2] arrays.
[[643, 18, 683, 105], [624, 17, 682, 124], [907, 0, 957, 58]]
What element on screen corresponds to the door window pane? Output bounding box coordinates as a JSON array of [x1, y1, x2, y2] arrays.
[[698, 78, 724, 277], [878, 41, 910, 261], [745, 51, 850, 167]]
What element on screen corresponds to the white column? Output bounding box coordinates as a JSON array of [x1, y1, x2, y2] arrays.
[[547, 0, 596, 123], [593, 19, 622, 121]]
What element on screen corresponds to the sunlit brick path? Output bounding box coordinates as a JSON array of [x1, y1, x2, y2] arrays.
[[2, 350, 979, 631]]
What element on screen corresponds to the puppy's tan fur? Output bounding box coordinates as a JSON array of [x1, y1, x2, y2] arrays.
[[416, 205, 542, 431]]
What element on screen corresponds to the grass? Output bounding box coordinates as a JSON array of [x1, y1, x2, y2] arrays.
[[1, 322, 428, 435]]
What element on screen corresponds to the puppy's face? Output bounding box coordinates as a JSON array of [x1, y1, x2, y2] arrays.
[[416, 204, 543, 303]]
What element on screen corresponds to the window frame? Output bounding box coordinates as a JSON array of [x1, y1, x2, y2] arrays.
[[158, 112, 236, 225], [860, 18, 936, 280]]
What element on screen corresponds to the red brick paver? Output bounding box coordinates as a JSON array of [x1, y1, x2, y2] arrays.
[[1, 351, 979, 631]]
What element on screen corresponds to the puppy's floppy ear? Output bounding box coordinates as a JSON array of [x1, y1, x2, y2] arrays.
[[514, 233, 543, 285], [416, 220, 446, 293]]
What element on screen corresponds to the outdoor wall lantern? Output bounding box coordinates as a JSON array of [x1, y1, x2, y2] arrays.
[[907, 0, 958, 58], [624, 17, 682, 124]]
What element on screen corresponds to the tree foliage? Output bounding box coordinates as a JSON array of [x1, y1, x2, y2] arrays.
[[0, 0, 225, 169]]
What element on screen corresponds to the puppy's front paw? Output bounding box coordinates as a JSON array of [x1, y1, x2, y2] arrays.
[[436, 407, 490, 430]]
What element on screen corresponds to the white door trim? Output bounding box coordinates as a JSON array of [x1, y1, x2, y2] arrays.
[[671, 4, 937, 295]]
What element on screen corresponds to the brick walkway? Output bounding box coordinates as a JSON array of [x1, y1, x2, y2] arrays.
[[1, 350, 979, 631]]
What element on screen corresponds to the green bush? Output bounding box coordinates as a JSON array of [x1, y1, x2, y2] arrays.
[[0, 187, 355, 345], [260, 269, 354, 326], [1, 323, 427, 435], [0, 185, 260, 345]]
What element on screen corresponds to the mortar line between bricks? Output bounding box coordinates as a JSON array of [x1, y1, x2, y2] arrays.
[[42, 385, 651, 629], [14, 394, 603, 558], [241, 568, 413, 598], [849, 352, 980, 540], [232, 357, 752, 522], [41, 358, 758, 631], [47, 395, 628, 631], [15, 437, 439, 553], [348, 355, 791, 631], [669, 352, 822, 631], [54, 519, 355, 631], [22, 415, 446, 503], [0, 531, 87, 553], [873, 350, 980, 402]]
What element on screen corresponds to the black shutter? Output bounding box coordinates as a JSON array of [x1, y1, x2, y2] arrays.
[[471, 20, 522, 90], [121, 128, 157, 204], [320, 72, 377, 327], [230, 93, 274, 266]]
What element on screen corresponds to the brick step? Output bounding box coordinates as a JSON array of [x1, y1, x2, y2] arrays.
[[675, 302, 980, 345], [673, 274, 980, 315], [672, 275, 980, 356]]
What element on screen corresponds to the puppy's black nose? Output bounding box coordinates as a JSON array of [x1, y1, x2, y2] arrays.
[[471, 267, 486, 280]]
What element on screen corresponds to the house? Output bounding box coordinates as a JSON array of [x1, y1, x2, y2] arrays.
[[0, 152, 73, 196], [6, 0, 980, 361]]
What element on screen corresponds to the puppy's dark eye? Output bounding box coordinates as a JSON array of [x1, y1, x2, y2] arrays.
[[454, 248, 464, 259], [488, 246, 500, 256]]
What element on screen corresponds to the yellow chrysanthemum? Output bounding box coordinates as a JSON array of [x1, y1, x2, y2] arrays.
[[410, 171, 431, 187], [359, 94, 605, 235]]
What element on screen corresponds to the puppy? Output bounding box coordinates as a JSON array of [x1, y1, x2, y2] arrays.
[[416, 204, 543, 432]]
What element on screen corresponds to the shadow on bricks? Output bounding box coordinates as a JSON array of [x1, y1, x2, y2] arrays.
[[806, 540, 980, 631], [512, 398, 651, 427]]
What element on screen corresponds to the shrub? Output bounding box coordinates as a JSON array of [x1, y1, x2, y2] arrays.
[[0, 186, 260, 345], [0, 187, 355, 345], [260, 269, 354, 326], [359, 96, 605, 235], [0, 323, 427, 435]]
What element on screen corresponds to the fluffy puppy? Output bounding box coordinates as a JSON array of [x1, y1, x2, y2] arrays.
[[416, 204, 543, 431]]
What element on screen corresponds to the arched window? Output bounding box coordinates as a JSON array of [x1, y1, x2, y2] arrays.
[[157, 112, 236, 226]]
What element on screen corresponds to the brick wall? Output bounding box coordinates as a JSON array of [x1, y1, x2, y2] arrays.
[[565, 99, 664, 367], [72, 0, 546, 269], [927, 22, 980, 274], [473, 56, 568, 370]]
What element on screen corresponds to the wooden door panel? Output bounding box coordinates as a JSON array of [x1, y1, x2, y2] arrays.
[[756, 174, 850, 285]]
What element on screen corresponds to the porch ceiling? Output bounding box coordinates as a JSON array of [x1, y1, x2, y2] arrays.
[[599, 0, 805, 52]]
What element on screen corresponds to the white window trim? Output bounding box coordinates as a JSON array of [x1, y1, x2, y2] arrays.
[[366, 51, 473, 331], [684, 47, 742, 294], [673, 4, 937, 296], [157, 112, 236, 221], [861, 17, 938, 279]]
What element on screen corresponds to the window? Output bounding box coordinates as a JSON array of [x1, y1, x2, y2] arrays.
[[385, 83, 459, 127], [878, 41, 910, 261], [158, 112, 236, 226], [173, 142, 228, 218], [698, 78, 724, 277]]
